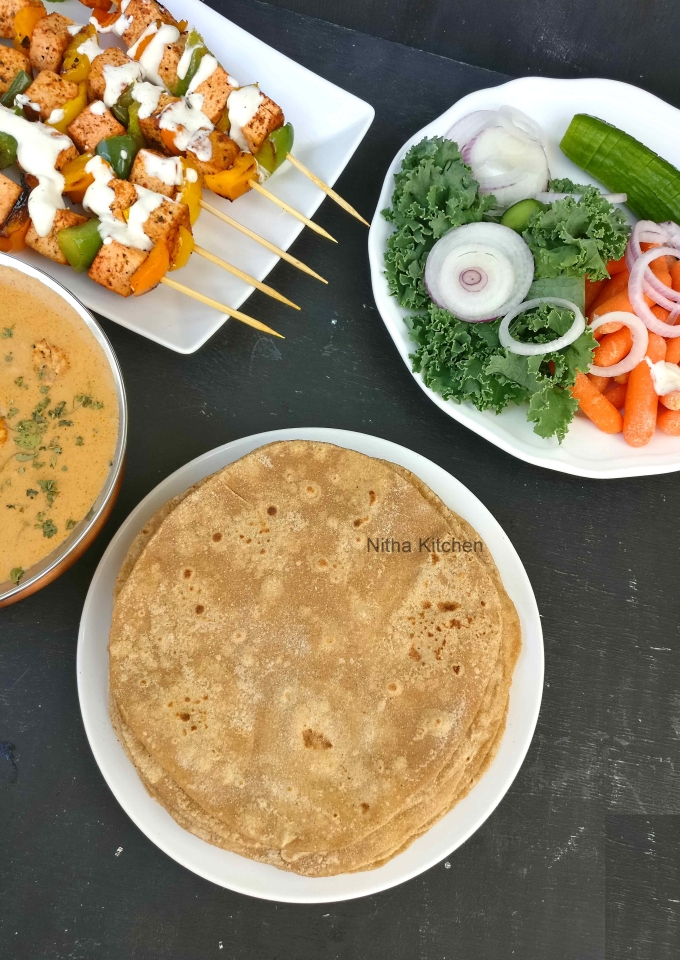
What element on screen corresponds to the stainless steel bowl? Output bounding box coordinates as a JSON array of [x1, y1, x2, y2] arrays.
[[0, 252, 127, 607]]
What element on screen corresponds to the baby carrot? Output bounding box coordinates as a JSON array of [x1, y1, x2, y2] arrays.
[[585, 277, 608, 311], [660, 391, 680, 411], [614, 372, 630, 384], [590, 271, 630, 314], [623, 333, 667, 447], [592, 327, 633, 367], [571, 372, 623, 433], [649, 255, 673, 289], [658, 407, 680, 435], [588, 373, 610, 392], [665, 338, 680, 364], [604, 381, 627, 409], [606, 255, 628, 275]]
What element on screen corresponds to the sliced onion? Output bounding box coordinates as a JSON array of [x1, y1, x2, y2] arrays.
[[499, 298, 585, 356], [589, 312, 649, 377], [446, 107, 549, 213], [534, 191, 627, 204], [625, 220, 680, 306], [424, 222, 534, 322], [628, 245, 680, 338]]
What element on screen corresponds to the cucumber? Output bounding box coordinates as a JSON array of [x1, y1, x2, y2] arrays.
[[500, 198, 546, 233], [560, 114, 680, 224]]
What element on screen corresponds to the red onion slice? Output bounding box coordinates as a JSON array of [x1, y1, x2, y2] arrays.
[[625, 220, 680, 305], [628, 246, 680, 338], [424, 222, 534, 322], [589, 312, 649, 377], [499, 298, 585, 356]]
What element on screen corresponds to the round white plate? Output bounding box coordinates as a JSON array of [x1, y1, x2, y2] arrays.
[[78, 427, 543, 903], [368, 76, 680, 479]]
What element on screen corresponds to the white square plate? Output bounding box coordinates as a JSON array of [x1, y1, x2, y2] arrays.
[[7, 0, 374, 353], [77, 428, 543, 902], [368, 76, 680, 478]]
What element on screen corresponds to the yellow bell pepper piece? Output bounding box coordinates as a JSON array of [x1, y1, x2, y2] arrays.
[[170, 225, 194, 271], [61, 26, 97, 84], [13, 3, 46, 52], [49, 82, 88, 135], [204, 153, 256, 202], [179, 160, 202, 225], [61, 152, 94, 203]]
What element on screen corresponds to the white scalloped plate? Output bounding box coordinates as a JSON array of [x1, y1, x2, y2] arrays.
[[368, 76, 680, 478], [77, 428, 543, 902], [2, 0, 374, 353]]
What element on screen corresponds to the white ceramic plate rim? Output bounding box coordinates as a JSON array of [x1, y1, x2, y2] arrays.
[[368, 76, 680, 479], [77, 427, 543, 902]]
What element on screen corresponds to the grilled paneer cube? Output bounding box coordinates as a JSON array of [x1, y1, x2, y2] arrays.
[[25, 208, 88, 265], [24, 70, 78, 121], [0, 0, 42, 40], [67, 102, 126, 153], [86, 46, 131, 102], [109, 178, 138, 220], [156, 35, 185, 92], [186, 129, 239, 177], [88, 239, 148, 297], [138, 93, 178, 151], [120, 0, 178, 48], [129, 149, 181, 198], [0, 45, 31, 95], [239, 93, 284, 153], [0, 171, 22, 225], [142, 195, 190, 262], [193, 65, 234, 124], [29, 12, 74, 74]]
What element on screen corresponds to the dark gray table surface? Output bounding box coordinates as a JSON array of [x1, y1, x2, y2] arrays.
[[2, 2, 679, 958]]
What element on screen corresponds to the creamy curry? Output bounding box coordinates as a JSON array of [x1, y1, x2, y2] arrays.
[[0, 265, 119, 587]]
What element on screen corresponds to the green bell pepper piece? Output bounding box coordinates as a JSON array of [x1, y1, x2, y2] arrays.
[[256, 123, 294, 175], [1, 70, 32, 109], [95, 134, 140, 180], [171, 29, 208, 98], [57, 218, 103, 273], [0, 132, 18, 170], [110, 85, 135, 127], [127, 101, 145, 146]]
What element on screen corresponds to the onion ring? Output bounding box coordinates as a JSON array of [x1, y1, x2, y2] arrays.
[[499, 298, 585, 356], [628, 246, 680, 338], [589, 312, 649, 377]]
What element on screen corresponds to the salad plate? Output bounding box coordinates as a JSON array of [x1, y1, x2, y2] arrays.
[[3, 0, 374, 354], [78, 427, 543, 903], [368, 76, 680, 479]]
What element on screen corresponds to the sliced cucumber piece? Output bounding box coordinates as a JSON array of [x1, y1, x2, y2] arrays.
[[500, 198, 546, 233]]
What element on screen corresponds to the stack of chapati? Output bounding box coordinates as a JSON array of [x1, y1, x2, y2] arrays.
[[109, 441, 521, 876]]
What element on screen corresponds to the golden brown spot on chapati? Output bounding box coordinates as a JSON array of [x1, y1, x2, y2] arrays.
[[448, 619, 461, 629], [141, 679, 147, 685], [453, 664, 461, 675], [183, 569, 192, 578], [267, 505, 277, 515], [245, 538, 252, 544], [431, 554, 440, 564], [177, 712, 190, 721], [409, 645, 421, 661], [318, 558, 328, 568], [422, 601, 431, 610], [168, 701, 173, 707], [184, 697, 190, 702], [438, 601, 460, 612], [361, 802, 370, 812], [368, 490, 376, 505], [260, 549, 265, 554], [303, 728, 332, 750], [191, 725, 197, 731], [195, 604, 204, 614], [212, 532, 222, 542]]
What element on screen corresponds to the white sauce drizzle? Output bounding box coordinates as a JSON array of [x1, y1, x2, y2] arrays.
[[176, 37, 199, 81], [139, 150, 183, 186], [47, 108, 65, 125], [159, 94, 213, 160], [0, 105, 71, 236], [83, 155, 162, 250], [187, 54, 217, 94], [131, 81, 162, 119], [129, 23, 180, 89], [184, 166, 198, 183], [76, 34, 102, 63], [15, 94, 40, 113], [227, 85, 263, 152], [646, 358, 680, 395], [89, 101, 107, 117], [67, 24, 85, 36], [102, 61, 145, 108]]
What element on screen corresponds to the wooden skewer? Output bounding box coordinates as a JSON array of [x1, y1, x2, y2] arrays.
[[247, 180, 337, 243], [286, 153, 370, 227], [193, 245, 300, 310], [199, 200, 327, 284], [159, 277, 284, 338]]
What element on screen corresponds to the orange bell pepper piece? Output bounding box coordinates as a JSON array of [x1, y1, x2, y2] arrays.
[[169, 225, 194, 271], [13, 3, 46, 51], [130, 241, 170, 296], [132, 23, 160, 61], [61, 152, 95, 203], [0, 218, 30, 253], [204, 153, 256, 201]]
